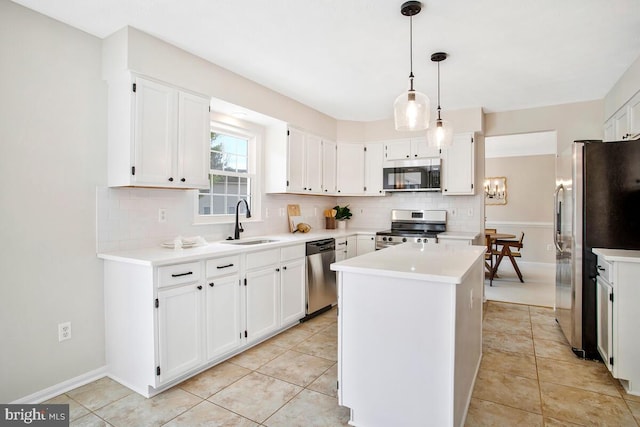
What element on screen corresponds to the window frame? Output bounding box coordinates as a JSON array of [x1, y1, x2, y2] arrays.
[[193, 119, 262, 225]]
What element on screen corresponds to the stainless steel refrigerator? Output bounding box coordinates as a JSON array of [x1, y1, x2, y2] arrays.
[[555, 139, 640, 359]]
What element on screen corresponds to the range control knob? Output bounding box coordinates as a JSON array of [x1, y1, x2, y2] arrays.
[[382, 237, 387, 242], [402, 237, 407, 242], [388, 237, 393, 242], [417, 238, 422, 243]]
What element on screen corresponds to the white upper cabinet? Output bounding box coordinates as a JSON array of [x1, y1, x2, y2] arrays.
[[336, 143, 365, 195], [384, 138, 439, 161], [177, 91, 212, 188], [322, 140, 337, 194], [441, 133, 475, 195], [267, 127, 329, 195], [364, 143, 385, 195], [604, 91, 640, 141], [384, 139, 412, 160], [305, 134, 323, 193], [107, 75, 210, 189], [286, 128, 306, 193], [628, 92, 640, 138]]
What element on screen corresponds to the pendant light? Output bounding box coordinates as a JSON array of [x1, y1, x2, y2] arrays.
[[427, 52, 453, 148], [394, 1, 430, 131]]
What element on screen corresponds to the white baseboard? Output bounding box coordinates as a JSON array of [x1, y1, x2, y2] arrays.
[[11, 366, 108, 404]]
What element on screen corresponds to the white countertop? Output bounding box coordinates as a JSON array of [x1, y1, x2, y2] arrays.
[[98, 228, 380, 266], [331, 242, 485, 284], [437, 231, 481, 240], [592, 248, 640, 263]]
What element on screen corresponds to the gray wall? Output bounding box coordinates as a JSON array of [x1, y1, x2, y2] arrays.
[[0, 1, 107, 402]]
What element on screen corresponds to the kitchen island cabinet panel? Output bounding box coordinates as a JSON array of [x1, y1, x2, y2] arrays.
[[333, 243, 484, 426]]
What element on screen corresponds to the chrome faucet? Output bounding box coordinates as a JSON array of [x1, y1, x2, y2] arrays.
[[234, 199, 251, 239]]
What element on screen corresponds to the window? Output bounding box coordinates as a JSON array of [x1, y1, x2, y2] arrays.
[[196, 121, 259, 223]]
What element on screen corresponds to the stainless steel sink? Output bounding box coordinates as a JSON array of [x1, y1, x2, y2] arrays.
[[220, 239, 279, 245]]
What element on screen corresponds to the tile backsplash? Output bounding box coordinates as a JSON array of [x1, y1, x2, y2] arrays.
[[96, 187, 482, 253]]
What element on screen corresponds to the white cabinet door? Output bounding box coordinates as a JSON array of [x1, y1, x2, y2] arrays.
[[411, 138, 440, 158], [205, 274, 242, 360], [287, 128, 306, 193], [614, 108, 629, 141], [628, 93, 640, 137], [322, 140, 337, 194], [597, 277, 614, 372], [129, 77, 210, 189], [335, 237, 348, 262], [157, 284, 204, 384], [442, 133, 475, 195], [364, 143, 384, 195], [356, 235, 375, 256], [337, 143, 365, 194], [603, 119, 616, 142], [177, 91, 211, 188], [280, 258, 306, 326], [305, 134, 323, 193], [133, 78, 176, 186], [384, 140, 412, 160], [346, 235, 357, 259], [246, 267, 280, 343]]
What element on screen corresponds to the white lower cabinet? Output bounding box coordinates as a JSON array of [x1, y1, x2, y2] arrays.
[[103, 242, 307, 398], [280, 258, 306, 326], [596, 274, 613, 371], [593, 249, 640, 395], [356, 234, 375, 256], [157, 283, 205, 384], [245, 245, 306, 343], [205, 274, 242, 360], [245, 266, 280, 343]]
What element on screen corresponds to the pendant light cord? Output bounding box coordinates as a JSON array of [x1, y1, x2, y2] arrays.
[[409, 14, 414, 89], [436, 61, 442, 120]]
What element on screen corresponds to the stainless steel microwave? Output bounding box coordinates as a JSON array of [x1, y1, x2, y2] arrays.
[[382, 159, 440, 192]]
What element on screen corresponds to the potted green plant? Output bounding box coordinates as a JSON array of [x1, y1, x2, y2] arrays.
[[334, 205, 352, 229]]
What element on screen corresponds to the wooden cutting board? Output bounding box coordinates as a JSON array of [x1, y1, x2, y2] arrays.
[[287, 204, 301, 232]]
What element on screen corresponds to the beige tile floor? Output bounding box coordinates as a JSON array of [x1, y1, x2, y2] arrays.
[[46, 302, 640, 426]]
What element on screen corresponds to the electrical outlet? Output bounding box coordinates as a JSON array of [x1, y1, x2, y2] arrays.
[[58, 322, 71, 342], [158, 208, 167, 223]]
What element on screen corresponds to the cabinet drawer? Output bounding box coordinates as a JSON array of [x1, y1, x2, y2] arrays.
[[281, 244, 305, 262], [246, 248, 280, 270], [158, 261, 201, 288], [596, 258, 613, 283], [205, 255, 240, 278]]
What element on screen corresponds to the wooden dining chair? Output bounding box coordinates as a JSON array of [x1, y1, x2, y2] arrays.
[[494, 232, 525, 282], [484, 232, 501, 286]]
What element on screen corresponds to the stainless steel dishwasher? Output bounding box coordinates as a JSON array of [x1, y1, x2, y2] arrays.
[[305, 238, 337, 318]]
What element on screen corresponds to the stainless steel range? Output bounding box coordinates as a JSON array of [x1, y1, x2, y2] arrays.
[[375, 209, 446, 250]]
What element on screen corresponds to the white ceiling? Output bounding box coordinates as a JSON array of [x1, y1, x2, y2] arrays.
[[11, 0, 640, 122]]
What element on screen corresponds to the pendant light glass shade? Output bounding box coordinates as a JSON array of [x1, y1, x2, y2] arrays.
[[427, 118, 453, 148], [394, 86, 430, 131]]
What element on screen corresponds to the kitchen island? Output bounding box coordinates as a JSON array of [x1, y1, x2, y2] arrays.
[[331, 242, 485, 427]]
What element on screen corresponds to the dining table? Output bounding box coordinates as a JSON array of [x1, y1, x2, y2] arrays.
[[485, 232, 516, 282]]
